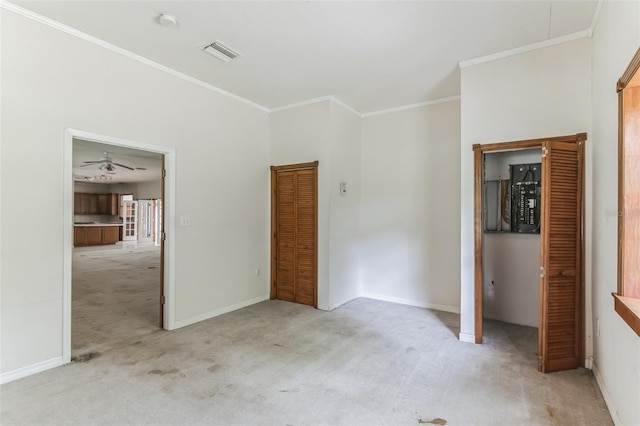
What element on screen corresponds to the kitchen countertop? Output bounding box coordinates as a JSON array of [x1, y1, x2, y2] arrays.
[[74, 222, 123, 227]]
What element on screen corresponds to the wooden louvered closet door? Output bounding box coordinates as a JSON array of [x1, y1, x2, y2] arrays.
[[271, 162, 318, 308], [538, 140, 584, 373]]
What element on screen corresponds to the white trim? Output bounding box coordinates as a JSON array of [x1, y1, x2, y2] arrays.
[[172, 294, 269, 329], [588, 0, 604, 38], [328, 96, 362, 117], [62, 132, 73, 364], [593, 361, 622, 426], [330, 295, 360, 311], [458, 30, 590, 69], [0, 357, 63, 385], [360, 292, 460, 314], [362, 96, 461, 118], [0, 0, 269, 113], [585, 356, 594, 370], [459, 332, 476, 343], [270, 96, 333, 113], [63, 129, 178, 357]]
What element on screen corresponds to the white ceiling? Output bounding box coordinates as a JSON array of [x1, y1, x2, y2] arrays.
[[12, 1, 598, 114], [73, 139, 163, 184]]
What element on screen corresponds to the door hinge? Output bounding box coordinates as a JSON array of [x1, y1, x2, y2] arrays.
[[542, 147, 548, 158], [162, 169, 167, 178], [161, 296, 166, 304], [539, 266, 546, 278], [161, 232, 166, 241]]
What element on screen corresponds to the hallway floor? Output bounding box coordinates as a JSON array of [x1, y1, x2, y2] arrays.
[[1, 297, 612, 425], [72, 243, 161, 357]]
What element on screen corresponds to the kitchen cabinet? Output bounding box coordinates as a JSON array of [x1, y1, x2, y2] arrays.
[[85, 227, 103, 245], [74, 225, 122, 246], [102, 226, 119, 244], [74, 193, 118, 215]]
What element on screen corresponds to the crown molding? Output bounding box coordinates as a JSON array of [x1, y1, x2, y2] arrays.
[[588, 0, 604, 38], [362, 96, 461, 118], [269, 96, 334, 114], [270, 95, 362, 117], [328, 96, 362, 117], [458, 29, 590, 69], [0, 0, 271, 113]]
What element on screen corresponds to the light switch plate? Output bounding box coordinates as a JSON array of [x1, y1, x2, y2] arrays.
[[179, 214, 191, 227]]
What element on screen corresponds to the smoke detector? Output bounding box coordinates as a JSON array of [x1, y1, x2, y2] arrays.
[[203, 41, 241, 63]]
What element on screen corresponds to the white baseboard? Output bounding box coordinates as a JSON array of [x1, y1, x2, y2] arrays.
[[360, 292, 460, 314], [592, 361, 622, 426], [330, 295, 360, 311], [0, 357, 64, 385], [172, 294, 269, 329], [459, 332, 476, 343]]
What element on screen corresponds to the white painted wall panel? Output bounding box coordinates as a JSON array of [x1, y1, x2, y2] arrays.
[[1, 10, 270, 375], [361, 101, 461, 311], [591, 1, 640, 424]]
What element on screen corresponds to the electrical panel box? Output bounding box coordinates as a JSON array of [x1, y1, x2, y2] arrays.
[[510, 163, 541, 234]]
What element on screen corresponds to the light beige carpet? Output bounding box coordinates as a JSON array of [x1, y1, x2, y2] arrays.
[[1, 298, 612, 425], [72, 246, 161, 357]]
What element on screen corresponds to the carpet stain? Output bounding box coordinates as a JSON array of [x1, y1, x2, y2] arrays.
[[418, 418, 447, 425], [274, 343, 285, 347], [208, 364, 222, 373], [406, 346, 416, 353], [148, 368, 180, 376], [71, 352, 101, 363]]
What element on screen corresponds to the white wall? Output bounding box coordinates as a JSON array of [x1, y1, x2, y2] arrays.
[[114, 180, 162, 200], [73, 182, 113, 194], [269, 100, 362, 310], [460, 38, 593, 343], [483, 149, 541, 327], [591, 2, 640, 424], [269, 101, 331, 309], [360, 101, 461, 311], [1, 10, 270, 376], [329, 103, 362, 308]]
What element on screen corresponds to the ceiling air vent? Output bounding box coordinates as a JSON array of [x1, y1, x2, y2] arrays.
[[203, 41, 240, 63]]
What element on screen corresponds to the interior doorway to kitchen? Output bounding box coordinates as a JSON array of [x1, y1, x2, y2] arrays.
[[63, 129, 175, 363]]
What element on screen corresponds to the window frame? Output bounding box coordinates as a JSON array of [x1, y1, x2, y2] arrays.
[[615, 46, 640, 337]]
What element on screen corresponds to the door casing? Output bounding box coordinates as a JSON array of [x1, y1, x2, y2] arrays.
[[63, 128, 176, 364]]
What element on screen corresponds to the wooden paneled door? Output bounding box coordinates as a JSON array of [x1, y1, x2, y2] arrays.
[[538, 139, 584, 373], [271, 161, 318, 308]]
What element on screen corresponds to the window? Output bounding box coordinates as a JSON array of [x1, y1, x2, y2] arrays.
[[616, 46, 640, 337]]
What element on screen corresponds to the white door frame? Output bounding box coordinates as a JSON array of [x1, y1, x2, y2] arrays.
[[63, 128, 177, 364], [122, 199, 139, 241]]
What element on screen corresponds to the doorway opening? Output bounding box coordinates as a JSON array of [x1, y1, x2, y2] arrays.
[[63, 129, 176, 363], [473, 133, 585, 373]]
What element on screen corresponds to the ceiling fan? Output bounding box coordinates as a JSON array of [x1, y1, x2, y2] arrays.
[[81, 152, 134, 171]]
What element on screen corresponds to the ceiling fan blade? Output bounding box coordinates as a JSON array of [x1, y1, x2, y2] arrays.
[[113, 162, 134, 171], [83, 161, 101, 164], [80, 163, 97, 167]]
